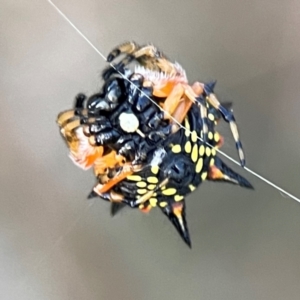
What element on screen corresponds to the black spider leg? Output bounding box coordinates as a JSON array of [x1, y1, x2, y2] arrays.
[[92, 126, 121, 147], [203, 81, 246, 167], [103, 42, 139, 81], [160, 200, 191, 248], [207, 156, 253, 189], [72, 93, 91, 121], [87, 77, 126, 113], [74, 93, 87, 110]]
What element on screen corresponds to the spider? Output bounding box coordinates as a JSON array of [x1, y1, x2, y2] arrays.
[[57, 51, 253, 246], [58, 43, 248, 218], [58, 55, 247, 201], [105, 41, 246, 167], [88, 100, 253, 247]]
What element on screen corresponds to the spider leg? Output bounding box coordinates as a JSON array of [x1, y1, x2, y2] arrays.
[[107, 41, 139, 62], [204, 83, 245, 167], [160, 83, 185, 121], [184, 83, 209, 143], [112, 45, 163, 73], [93, 150, 126, 177], [90, 163, 143, 196], [58, 108, 120, 171], [59, 121, 104, 170]]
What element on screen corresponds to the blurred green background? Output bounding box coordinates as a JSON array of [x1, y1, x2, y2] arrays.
[[1, 0, 300, 299]]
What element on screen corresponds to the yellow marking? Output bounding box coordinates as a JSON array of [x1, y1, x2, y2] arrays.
[[147, 176, 159, 184], [191, 131, 197, 143], [149, 198, 157, 207], [189, 184, 196, 191], [230, 122, 239, 141], [151, 166, 159, 174], [162, 188, 177, 196], [208, 132, 213, 140], [136, 181, 147, 188], [153, 192, 157, 197], [174, 195, 184, 202], [211, 148, 216, 156], [147, 184, 156, 190], [137, 189, 147, 195], [208, 113, 214, 121], [199, 145, 205, 156], [210, 158, 215, 166], [239, 149, 245, 161], [127, 175, 142, 181], [196, 158, 203, 173], [184, 118, 190, 136], [161, 186, 166, 190], [185, 141, 191, 153], [159, 201, 168, 208], [214, 132, 220, 142], [206, 147, 211, 156], [191, 144, 198, 163], [201, 172, 207, 180], [172, 144, 181, 153]]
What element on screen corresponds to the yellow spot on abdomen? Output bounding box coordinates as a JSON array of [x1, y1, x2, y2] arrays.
[[199, 145, 205, 156], [208, 113, 214, 121], [214, 132, 220, 142], [208, 132, 213, 140], [147, 176, 159, 184], [174, 195, 184, 202], [191, 131, 197, 143], [159, 201, 168, 208], [162, 188, 177, 196], [189, 184, 196, 191], [137, 189, 147, 195], [151, 166, 159, 174], [196, 158, 203, 173], [184, 118, 190, 137], [185, 141, 192, 153], [206, 147, 211, 156], [191, 144, 198, 162], [136, 181, 147, 188], [149, 198, 157, 207], [172, 144, 181, 153], [201, 172, 207, 180], [127, 175, 142, 181], [210, 158, 215, 166], [147, 184, 156, 190]]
